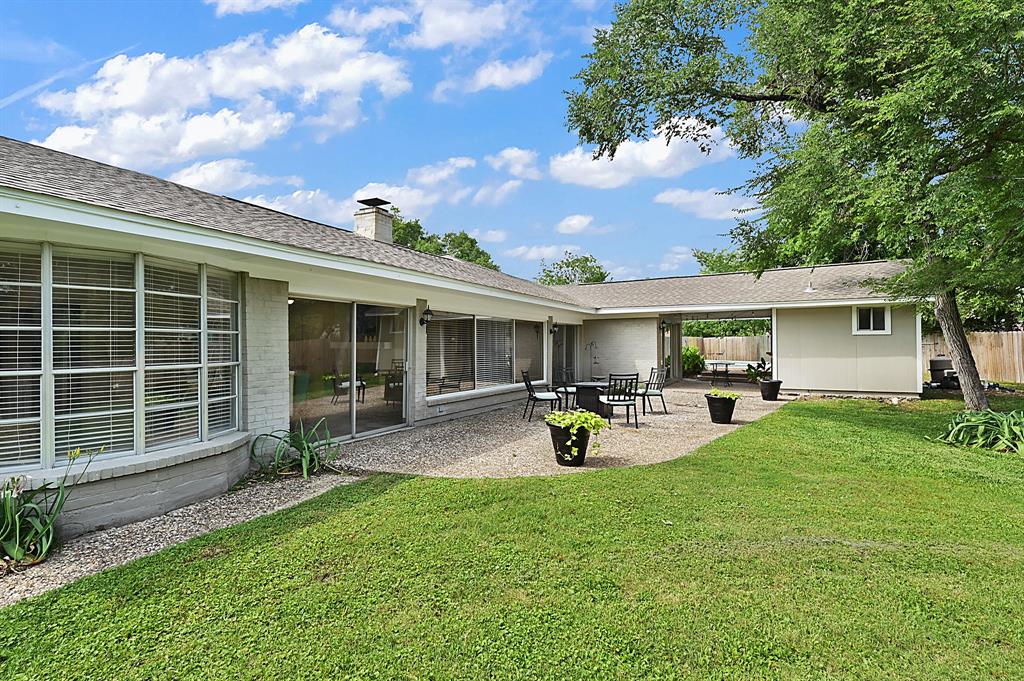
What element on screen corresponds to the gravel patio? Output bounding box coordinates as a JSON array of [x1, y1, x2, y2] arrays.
[[337, 383, 786, 477]]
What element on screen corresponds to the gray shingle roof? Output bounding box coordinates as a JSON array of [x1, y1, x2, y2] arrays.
[[0, 136, 581, 306], [559, 260, 906, 309]]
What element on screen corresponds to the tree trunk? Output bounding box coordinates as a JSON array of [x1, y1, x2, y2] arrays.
[[934, 290, 989, 411]]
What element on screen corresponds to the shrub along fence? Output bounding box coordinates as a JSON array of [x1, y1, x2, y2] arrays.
[[681, 335, 770, 362], [922, 331, 1024, 384]]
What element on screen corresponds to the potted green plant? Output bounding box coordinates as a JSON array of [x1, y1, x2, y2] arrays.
[[544, 409, 609, 466], [705, 388, 741, 424], [746, 356, 782, 401]]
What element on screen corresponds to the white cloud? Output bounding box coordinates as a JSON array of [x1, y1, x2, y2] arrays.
[[654, 187, 759, 220], [467, 52, 550, 92], [470, 229, 508, 243], [205, 0, 306, 16], [571, 0, 599, 9], [472, 179, 522, 205], [405, 0, 516, 49], [354, 181, 442, 218], [168, 158, 302, 194], [549, 123, 733, 189], [554, 214, 611, 235], [33, 24, 410, 166], [406, 156, 476, 186], [245, 188, 354, 225], [485, 146, 541, 180], [658, 246, 694, 272], [328, 5, 412, 33], [604, 262, 644, 280], [503, 244, 579, 261]]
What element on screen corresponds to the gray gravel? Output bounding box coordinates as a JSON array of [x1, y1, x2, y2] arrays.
[[1, 471, 360, 608], [338, 384, 785, 478]]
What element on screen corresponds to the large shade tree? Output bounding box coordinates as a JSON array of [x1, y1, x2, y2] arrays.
[[537, 251, 611, 285], [567, 0, 1023, 410], [391, 208, 500, 271]]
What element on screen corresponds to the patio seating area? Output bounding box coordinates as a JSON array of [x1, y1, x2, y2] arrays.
[[337, 382, 784, 478]]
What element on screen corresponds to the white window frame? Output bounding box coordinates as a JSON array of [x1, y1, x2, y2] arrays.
[[851, 305, 892, 336], [0, 240, 241, 474]]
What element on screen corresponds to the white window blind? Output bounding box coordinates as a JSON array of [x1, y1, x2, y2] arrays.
[[513, 320, 543, 382], [425, 315, 475, 395], [475, 318, 513, 388], [51, 248, 136, 461], [144, 259, 200, 449], [0, 242, 42, 468], [206, 269, 239, 435]]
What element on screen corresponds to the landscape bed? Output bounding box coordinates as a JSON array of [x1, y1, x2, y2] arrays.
[[2, 396, 1022, 679]]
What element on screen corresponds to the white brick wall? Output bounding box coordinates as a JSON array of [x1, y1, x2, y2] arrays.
[[582, 318, 659, 378], [241, 276, 290, 438]]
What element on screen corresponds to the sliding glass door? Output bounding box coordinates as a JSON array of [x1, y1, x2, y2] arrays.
[[552, 325, 579, 380], [288, 299, 408, 439]]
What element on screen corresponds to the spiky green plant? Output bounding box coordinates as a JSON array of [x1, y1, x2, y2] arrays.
[[936, 410, 1023, 454], [250, 418, 340, 479]]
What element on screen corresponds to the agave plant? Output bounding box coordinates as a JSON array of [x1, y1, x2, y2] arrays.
[[2, 447, 96, 571], [250, 418, 340, 479], [936, 410, 1023, 454]]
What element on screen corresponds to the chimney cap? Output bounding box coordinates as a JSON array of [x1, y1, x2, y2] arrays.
[[356, 197, 390, 208]]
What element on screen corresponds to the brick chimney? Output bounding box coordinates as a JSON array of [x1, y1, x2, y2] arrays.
[[354, 197, 393, 244]]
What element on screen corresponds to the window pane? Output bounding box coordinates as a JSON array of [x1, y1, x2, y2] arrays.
[[425, 314, 474, 395], [146, 406, 199, 448], [145, 368, 199, 407], [55, 371, 134, 416], [476, 318, 513, 388], [207, 298, 237, 330], [289, 299, 352, 437], [872, 307, 886, 331], [514, 320, 544, 383], [0, 329, 41, 371], [208, 365, 235, 400], [53, 288, 135, 328], [0, 246, 41, 284], [207, 332, 238, 364], [145, 331, 200, 365], [857, 308, 872, 331], [55, 412, 134, 461], [145, 293, 200, 329], [355, 305, 407, 433], [208, 398, 236, 435], [0, 422, 40, 468], [0, 375, 40, 421], [52, 251, 134, 288], [145, 260, 199, 295], [206, 269, 238, 301], [0, 284, 41, 326], [54, 330, 135, 369]]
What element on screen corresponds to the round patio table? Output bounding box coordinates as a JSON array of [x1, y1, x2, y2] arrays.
[[573, 381, 611, 417]]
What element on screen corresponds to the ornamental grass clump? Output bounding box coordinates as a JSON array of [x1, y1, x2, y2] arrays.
[[2, 447, 97, 573], [936, 410, 1023, 454], [251, 417, 342, 479]]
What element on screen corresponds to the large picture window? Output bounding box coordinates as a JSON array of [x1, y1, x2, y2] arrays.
[[0, 241, 239, 473], [425, 311, 546, 396]]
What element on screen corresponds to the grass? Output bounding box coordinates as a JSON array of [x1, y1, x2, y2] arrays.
[[3, 396, 1023, 679]]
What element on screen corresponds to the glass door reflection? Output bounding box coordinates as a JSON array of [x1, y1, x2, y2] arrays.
[[288, 299, 352, 438], [355, 304, 407, 434]]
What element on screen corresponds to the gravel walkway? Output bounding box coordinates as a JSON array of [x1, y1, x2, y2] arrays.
[[338, 385, 786, 478], [1, 472, 361, 608]]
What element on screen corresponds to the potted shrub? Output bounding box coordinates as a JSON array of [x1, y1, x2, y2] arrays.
[[705, 388, 741, 424], [746, 356, 782, 401], [544, 409, 609, 467], [680, 346, 706, 377]]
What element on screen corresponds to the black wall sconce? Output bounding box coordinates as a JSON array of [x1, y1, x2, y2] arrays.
[[659, 319, 670, 331], [549, 322, 559, 335], [419, 307, 434, 326]]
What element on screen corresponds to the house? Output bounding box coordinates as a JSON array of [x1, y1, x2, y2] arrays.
[[0, 136, 922, 535]]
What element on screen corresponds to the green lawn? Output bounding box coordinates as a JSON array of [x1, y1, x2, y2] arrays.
[[3, 397, 1023, 679]]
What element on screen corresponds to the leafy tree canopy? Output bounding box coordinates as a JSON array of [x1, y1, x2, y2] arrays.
[[391, 208, 499, 271], [568, 0, 1024, 409], [537, 251, 611, 285]]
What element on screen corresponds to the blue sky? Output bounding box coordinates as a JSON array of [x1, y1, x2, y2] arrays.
[[0, 0, 757, 280]]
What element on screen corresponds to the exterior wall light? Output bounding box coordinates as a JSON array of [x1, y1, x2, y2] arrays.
[[549, 322, 559, 335], [419, 307, 434, 326]]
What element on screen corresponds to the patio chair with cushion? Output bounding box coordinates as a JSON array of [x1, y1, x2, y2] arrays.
[[332, 370, 366, 404], [598, 372, 639, 428], [554, 367, 577, 409], [637, 367, 669, 415], [521, 370, 561, 421]]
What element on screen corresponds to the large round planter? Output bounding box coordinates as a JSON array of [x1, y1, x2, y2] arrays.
[[759, 379, 783, 401], [548, 424, 591, 467], [705, 394, 737, 424]]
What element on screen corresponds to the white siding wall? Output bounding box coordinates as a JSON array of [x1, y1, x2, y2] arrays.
[[581, 318, 659, 379], [775, 304, 920, 394]]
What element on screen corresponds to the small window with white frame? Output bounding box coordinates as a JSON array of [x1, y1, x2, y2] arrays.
[[852, 305, 891, 335]]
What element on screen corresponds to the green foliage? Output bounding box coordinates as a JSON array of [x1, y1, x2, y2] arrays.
[[251, 418, 340, 479], [544, 409, 610, 458], [679, 345, 706, 376], [708, 388, 741, 400], [391, 208, 500, 271], [4, 397, 1024, 676], [680, 319, 771, 337], [936, 410, 1024, 454], [745, 357, 772, 382], [536, 251, 610, 285], [692, 247, 751, 274], [2, 448, 96, 571]]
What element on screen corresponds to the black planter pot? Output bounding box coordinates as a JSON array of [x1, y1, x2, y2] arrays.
[[548, 424, 591, 466], [759, 379, 783, 401], [705, 395, 737, 424]]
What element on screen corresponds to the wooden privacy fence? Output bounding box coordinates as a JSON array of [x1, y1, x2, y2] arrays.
[[682, 335, 770, 362], [922, 331, 1024, 383]]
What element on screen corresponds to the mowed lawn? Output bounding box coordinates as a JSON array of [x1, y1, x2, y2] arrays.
[[3, 397, 1023, 679]]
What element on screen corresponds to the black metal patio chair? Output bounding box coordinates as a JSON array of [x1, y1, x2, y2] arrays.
[[521, 370, 561, 421], [554, 367, 577, 409], [598, 372, 639, 428], [637, 367, 669, 415]]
